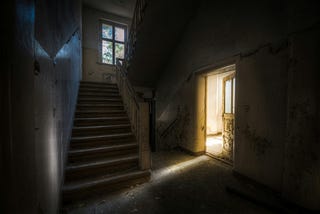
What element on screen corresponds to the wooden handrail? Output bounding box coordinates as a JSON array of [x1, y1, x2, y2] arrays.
[[125, 0, 150, 64], [114, 0, 151, 171], [115, 59, 151, 170], [116, 59, 139, 109]]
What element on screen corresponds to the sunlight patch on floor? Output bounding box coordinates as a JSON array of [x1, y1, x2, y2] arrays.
[[206, 135, 223, 155]]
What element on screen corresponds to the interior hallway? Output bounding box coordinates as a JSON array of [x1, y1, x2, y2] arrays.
[[2, 0, 320, 213], [65, 151, 282, 214]]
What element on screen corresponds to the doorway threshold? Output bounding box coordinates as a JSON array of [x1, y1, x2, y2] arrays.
[[206, 152, 233, 166]]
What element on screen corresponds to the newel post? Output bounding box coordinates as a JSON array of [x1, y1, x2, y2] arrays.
[[139, 102, 151, 170]]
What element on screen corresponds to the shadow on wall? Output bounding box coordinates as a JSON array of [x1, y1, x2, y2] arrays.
[[157, 105, 191, 150]]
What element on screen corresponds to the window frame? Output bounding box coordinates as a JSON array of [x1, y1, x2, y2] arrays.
[[100, 20, 127, 65]]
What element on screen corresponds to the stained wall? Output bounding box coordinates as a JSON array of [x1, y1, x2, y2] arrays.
[[82, 6, 131, 82], [155, 0, 320, 209], [1, 0, 82, 213]]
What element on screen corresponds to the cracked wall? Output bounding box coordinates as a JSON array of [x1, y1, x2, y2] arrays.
[[155, 0, 320, 210], [282, 28, 320, 210]]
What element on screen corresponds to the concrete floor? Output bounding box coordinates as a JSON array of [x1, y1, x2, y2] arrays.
[[65, 151, 277, 214]]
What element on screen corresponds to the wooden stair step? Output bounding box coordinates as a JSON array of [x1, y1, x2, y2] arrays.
[[71, 132, 134, 143], [80, 81, 117, 87], [75, 110, 126, 118], [68, 146, 138, 164], [73, 116, 130, 126], [77, 103, 123, 107], [67, 155, 138, 171], [63, 170, 151, 204], [78, 88, 120, 96], [70, 133, 135, 148], [78, 93, 121, 98], [65, 155, 139, 182], [75, 109, 126, 114], [69, 143, 138, 156], [80, 86, 117, 90], [78, 98, 121, 102], [77, 103, 124, 110], [80, 85, 118, 90], [72, 124, 131, 136]]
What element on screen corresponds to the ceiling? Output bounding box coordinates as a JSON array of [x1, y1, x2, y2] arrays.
[[82, 0, 136, 18]]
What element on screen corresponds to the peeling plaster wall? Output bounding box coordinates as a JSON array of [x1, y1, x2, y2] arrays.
[[2, 0, 82, 213], [281, 1, 320, 209], [157, 76, 195, 151], [82, 6, 131, 82], [156, 0, 288, 189], [235, 47, 288, 191], [155, 0, 320, 209], [282, 28, 320, 210]]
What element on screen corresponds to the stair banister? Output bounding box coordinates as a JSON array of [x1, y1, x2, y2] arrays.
[[115, 59, 151, 170]]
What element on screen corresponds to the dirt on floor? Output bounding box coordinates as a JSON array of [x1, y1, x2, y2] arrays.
[[64, 150, 284, 214]]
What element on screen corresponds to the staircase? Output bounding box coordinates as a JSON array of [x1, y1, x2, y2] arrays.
[[62, 81, 150, 205]]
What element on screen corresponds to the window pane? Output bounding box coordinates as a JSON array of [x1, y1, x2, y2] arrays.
[[115, 42, 125, 60], [225, 79, 232, 113], [102, 24, 112, 39], [115, 27, 125, 42], [102, 40, 113, 64]]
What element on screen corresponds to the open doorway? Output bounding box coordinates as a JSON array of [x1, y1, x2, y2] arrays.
[[206, 65, 236, 164]]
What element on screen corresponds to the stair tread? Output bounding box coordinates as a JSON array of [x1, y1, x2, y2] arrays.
[[79, 90, 119, 93], [78, 97, 121, 101], [73, 124, 130, 130], [69, 143, 137, 155], [77, 103, 123, 106], [66, 154, 139, 170], [63, 170, 150, 192], [74, 116, 128, 121], [78, 93, 120, 95], [72, 132, 132, 140], [81, 81, 117, 85], [76, 109, 125, 113]]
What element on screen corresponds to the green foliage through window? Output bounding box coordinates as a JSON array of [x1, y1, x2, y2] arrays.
[[101, 21, 126, 64]]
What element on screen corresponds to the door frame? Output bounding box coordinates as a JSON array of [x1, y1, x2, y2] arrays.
[[194, 58, 238, 165]]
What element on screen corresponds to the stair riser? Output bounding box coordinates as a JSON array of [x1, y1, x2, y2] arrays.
[[70, 137, 136, 149], [70, 141, 136, 150], [79, 88, 119, 93], [80, 82, 117, 88], [77, 100, 122, 104], [80, 83, 117, 88], [78, 92, 120, 97], [63, 174, 150, 204], [71, 135, 135, 144], [74, 119, 130, 126], [72, 127, 131, 137], [65, 161, 139, 183], [68, 148, 138, 163], [77, 106, 124, 111], [75, 112, 126, 118], [78, 94, 121, 98]]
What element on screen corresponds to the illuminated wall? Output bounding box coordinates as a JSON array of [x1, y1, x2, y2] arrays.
[[2, 1, 82, 213]]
